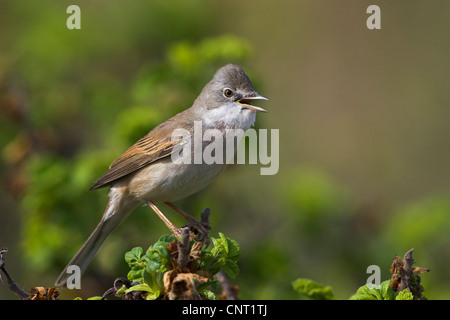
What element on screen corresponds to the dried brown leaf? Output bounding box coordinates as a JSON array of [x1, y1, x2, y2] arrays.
[[28, 287, 59, 300]]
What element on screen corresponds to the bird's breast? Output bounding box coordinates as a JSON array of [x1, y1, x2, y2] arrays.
[[124, 157, 227, 203]]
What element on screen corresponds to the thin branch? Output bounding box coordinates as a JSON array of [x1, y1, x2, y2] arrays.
[[0, 248, 29, 300], [177, 227, 191, 269], [398, 248, 415, 292], [217, 271, 237, 300], [200, 208, 211, 248], [200, 208, 211, 226]]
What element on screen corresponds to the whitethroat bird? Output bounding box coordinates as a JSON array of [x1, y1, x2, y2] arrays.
[[55, 64, 267, 287]]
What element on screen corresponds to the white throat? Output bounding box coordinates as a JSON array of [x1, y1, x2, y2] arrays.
[[202, 103, 256, 131]]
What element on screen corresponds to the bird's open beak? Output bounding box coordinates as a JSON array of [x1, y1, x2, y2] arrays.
[[238, 94, 268, 113]]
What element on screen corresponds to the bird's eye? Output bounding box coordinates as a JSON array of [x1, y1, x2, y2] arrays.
[[223, 88, 235, 98]]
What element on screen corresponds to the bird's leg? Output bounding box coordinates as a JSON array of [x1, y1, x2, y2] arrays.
[[146, 201, 181, 237], [164, 202, 211, 245]]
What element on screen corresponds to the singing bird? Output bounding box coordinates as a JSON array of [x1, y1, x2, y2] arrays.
[[55, 64, 267, 287]]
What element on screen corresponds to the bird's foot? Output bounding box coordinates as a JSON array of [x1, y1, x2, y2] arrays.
[[184, 208, 211, 247]]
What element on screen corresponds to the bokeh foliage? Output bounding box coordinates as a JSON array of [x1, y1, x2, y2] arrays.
[[1, 1, 254, 298], [1, 1, 450, 300]]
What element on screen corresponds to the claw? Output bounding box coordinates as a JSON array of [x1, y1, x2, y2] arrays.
[[184, 217, 211, 248]]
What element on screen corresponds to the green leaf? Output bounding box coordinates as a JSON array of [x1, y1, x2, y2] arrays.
[[146, 290, 161, 300], [125, 246, 148, 282], [127, 266, 144, 282], [350, 284, 382, 300], [224, 259, 240, 279], [123, 235, 176, 295], [380, 280, 396, 300], [146, 251, 163, 272], [125, 283, 153, 293], [349, 280, 395, 300], [125, 247, 144, 266], [115, 284, 127, 298], [145, 234, 175, 271], [125, 283, 161, 300], [143, 270, 165, 297], [226, 237, 240, 262], [211, 234, 227, 256], [198, 233, 241, 276], [158, 234, 177, 243], [292, 278, 334, 300], [395, 289, 414, 300], [201, 289, 218, 300]]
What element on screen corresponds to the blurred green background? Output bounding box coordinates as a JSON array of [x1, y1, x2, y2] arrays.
[[1, 0, 449, 299]]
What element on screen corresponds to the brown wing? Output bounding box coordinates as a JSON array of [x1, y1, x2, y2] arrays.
[[89, 112, 190, 190]]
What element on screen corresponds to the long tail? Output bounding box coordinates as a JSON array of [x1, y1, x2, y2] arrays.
[[55, 200, 133, 287]]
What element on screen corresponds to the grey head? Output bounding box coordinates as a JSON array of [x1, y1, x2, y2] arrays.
[[196, 64, 268, 112]]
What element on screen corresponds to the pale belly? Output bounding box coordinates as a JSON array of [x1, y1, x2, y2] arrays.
[[124, 157, 227, 203]]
